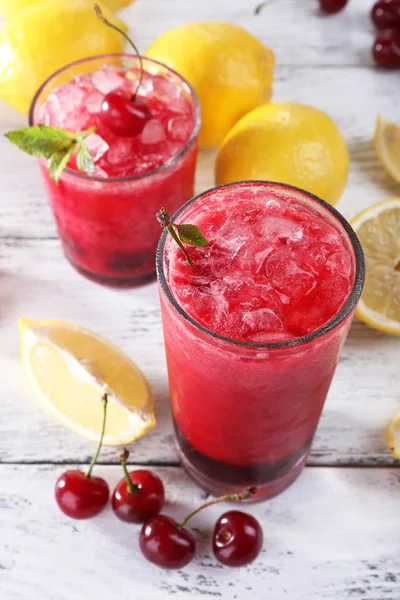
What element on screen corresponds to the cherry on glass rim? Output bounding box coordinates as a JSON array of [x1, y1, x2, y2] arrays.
[[112, 448, 165, 523], [213, 510, 263, 567], [55, 393, 110, 519]]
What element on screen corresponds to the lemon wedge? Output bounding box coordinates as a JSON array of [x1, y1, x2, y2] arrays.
[[386, 411, 400, 459], [374, 115, 400, 184], [19, 318, 155, 444], [350, 198, 400, 334]]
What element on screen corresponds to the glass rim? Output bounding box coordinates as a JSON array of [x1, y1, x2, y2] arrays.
[[156, 180, 366, 350], [28, 53, 201, 184]]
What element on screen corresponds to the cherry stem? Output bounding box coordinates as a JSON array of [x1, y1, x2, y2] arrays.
[[85, 393, 108, 478], [156, 207, 193, 267], [254, 0, 292, 15], [94, 4, 144, 100], [178, 487, 257, 530], [119, 448, 137, 495]]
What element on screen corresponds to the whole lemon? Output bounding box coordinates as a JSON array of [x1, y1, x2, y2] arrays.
[[0, 0, 133, 19], [146, 22, 274, 148], [0, 0, 127, 114], [216, 102, 349, 206]]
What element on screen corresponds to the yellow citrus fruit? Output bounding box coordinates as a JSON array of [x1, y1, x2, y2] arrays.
[[19, 317, 155, 445], [216, 102, 349, 206], [374, 115, 400, 184], [0, 0, 133, 19], [350, 198, 400, 335], [146, 22, 274, 148], [386, 410, 400, 459], [0, 0, 127, 114]]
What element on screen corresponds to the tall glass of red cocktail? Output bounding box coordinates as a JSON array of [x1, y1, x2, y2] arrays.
[[29, 54, 200, 286], [157, 181, 365, 500]]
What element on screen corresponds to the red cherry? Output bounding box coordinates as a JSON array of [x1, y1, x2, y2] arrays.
[[112, 469, 165, 523], [319, 0, 348, 14], [101, 89, 151, 137], [55, 393, 109, 519], [55, 470, 109, 519], [139, 515, 196, 569], [371, 0, 400, 29], [213, 510, 263, 567], [373, 28, 400, 68]]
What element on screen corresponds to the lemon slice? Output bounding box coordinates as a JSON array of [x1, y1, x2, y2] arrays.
[[374, 115, 400, 184], [19, 317, 155, 444], [386, 411, 400, 459], [350, 198, 400, 334]]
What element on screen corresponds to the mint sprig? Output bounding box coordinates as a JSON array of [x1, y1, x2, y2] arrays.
[[5, 124, 97, 183], [156, 207, 209, 267]]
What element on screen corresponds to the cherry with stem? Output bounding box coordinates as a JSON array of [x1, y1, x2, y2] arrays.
[[55, 393, 110, 519], [95, 4, 151, 137], [112, 448, 165, 523], [139, 487, 258, 569]]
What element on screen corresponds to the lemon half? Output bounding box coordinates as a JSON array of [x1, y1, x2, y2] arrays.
[[386, 410, 400, 459], [374, 115, 400, 185], [19, 318, 155, 444], [351, 198, 400, 335]]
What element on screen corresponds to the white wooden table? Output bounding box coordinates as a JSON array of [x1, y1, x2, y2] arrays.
[[1, 1, 400, 598]]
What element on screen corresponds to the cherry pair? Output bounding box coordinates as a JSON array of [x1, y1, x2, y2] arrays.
[[140, 489, 263, 569], [55, 394, 164, 522], [371, 1, 400, 68]]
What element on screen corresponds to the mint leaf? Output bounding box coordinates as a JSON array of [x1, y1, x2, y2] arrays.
[[156, 207, 209, 267], [5, 125, 74, 158], [48, 144, 77, 183], [5, 124, 99, 184], [175, 224, 209, 247], [76, 143, 95, 176]]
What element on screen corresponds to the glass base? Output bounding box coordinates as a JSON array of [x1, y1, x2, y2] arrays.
[[174, 422, 310, 501], [65, 254, 157, 288]]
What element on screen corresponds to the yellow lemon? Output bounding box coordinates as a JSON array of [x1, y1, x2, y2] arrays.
[[0, 0, 127, 114], [0, 0, 134, 19], [386, 410, 400, 459], [19, 317, 155, 445], [216, 102, 349, 206], [146, 22, 274, 148], [350, 198, 400, 335], [374, 115, 400, 184]]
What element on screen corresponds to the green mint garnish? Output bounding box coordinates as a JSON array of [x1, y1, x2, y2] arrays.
[[5, 124, 97, 183], [156, 207, 209, 267]]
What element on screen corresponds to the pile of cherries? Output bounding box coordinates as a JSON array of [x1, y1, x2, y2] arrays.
[[319, 0, 400, 68], [55, 396, 263, 569]]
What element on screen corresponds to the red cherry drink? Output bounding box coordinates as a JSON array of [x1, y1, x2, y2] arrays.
[[29, 55, 200, 286], [157, 182, 365, 500]]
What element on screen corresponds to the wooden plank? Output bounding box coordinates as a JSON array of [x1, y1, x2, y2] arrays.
[[0, 465, 399, 599], [128, 0, 377, 67]]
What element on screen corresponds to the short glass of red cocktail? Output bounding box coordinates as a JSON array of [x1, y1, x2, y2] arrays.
[[29, 54, 200, 286], [157, 181, 365, 500]]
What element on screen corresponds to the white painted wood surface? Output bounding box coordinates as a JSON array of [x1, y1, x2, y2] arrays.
[[1, 0, 400, 597], [1, 465, 400, 599]]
